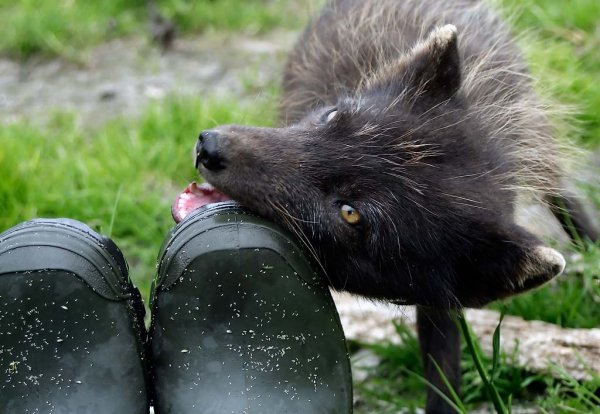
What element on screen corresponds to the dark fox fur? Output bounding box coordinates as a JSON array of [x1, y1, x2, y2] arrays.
[[194, 0, 596, 412]]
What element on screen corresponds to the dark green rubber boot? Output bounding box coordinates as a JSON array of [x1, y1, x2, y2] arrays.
[[0, 219, 150, 413], [149, 202, 352, 413]]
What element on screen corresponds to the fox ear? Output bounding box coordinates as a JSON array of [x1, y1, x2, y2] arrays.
[[366, 24, 462, 103], [456, 222, 566, 307]]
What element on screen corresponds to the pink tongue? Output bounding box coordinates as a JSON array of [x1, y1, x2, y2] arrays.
[[172, 182, 231, 223]]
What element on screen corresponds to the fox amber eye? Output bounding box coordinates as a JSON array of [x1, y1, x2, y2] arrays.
[[340, 204, 360, 225]]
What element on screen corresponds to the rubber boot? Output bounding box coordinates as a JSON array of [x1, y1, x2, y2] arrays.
[[0, 219, 150, 414], [149, 202, 353, 413]]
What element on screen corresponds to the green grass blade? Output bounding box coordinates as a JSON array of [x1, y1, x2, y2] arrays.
[[491, 310, 505, 380], [403, 367, 466, 414], [459, 315, 508, 414], [108, 184, 123, 238], [550, 363, 600, 408], [429, 355, 468, 413]]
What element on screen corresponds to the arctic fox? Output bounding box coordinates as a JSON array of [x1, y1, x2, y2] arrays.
[[176, 0, 597, 412]]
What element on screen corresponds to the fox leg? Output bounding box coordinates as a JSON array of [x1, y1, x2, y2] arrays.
[[416, 306, 461, 414]]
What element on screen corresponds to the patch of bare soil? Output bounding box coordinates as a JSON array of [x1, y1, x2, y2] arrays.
[[0, 32, 296, 127]]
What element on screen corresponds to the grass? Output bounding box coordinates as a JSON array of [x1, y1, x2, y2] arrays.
[[0, 94, 278, 295], [0, 0, 316, 59], [352, 324, 426, 412], [498, 0, 600, 146], [1, 0, 599, 412], [354, 319, 600, 413], [0, 0, 142, 59]]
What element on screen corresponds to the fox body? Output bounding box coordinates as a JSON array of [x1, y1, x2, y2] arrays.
[[193, 0, 585, 411]]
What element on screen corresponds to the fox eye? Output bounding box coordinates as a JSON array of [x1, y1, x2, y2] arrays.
[[323, 108, 338, 123], [340, 204, 360, 225]]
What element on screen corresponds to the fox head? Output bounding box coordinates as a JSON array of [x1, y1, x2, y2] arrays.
[[194, 25, 565, 308]]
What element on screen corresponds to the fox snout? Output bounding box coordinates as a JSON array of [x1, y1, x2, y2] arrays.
[[196, 130, 226, 172]]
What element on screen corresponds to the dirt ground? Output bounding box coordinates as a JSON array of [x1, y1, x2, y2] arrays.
[[0, 32, 295, 128]]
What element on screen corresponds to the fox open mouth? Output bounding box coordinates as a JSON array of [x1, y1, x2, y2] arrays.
[[172, 182, 231, 223]]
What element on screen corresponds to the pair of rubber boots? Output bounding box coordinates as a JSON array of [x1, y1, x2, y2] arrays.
[[0, 202, 352, 413]]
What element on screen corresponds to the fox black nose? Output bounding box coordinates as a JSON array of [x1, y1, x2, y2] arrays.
[[196, 130, 226, 171]]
